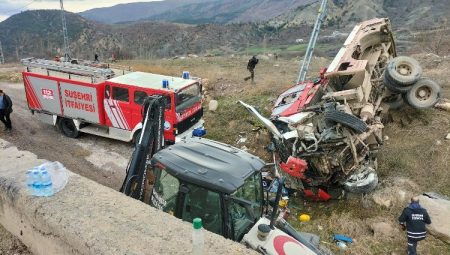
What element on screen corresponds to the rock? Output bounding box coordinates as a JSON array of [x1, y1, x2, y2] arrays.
[[446, 133, 450, 140], [201, 78, 209, 88], [372, 192, 393, 208], [418, 195, 450, 244], [370, 222, 396, 237], [208, 100, 218, 112], [383, 135, 389, 141], [435, 101, 450, 112], [397, 190, 407, 202], [436, 140, 442, 146]]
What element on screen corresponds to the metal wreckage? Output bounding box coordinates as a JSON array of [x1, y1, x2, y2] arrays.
[[241, 18, 442, 201]]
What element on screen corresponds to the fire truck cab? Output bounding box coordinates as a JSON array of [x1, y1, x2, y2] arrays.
[[21, 58, 204, 144]]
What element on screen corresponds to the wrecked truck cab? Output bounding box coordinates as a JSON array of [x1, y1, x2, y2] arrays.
[[240, 18, 412, 198]]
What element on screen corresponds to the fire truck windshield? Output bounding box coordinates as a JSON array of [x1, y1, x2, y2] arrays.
[[175, 83, 201, 113]]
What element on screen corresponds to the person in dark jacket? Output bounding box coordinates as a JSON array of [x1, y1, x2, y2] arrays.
[[398, 196, 431, 255], [0, 90, 13, 131], [244, 55, 259, 83]]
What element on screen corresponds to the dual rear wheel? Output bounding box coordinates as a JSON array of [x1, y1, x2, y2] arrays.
[[383, 56, 441, 109]]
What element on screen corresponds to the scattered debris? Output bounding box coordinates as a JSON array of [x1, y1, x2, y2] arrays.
[[333, 234, 353, 243], [298, 214, 311, 222], [236, 135, 247, 144], [336, 241, 347, 249]]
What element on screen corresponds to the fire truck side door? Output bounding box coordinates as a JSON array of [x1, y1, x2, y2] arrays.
[[103, 85, 132, 130], [132, 90, 175, 140]]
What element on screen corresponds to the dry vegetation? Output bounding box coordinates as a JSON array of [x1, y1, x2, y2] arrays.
[[123, 53, 450, 254]]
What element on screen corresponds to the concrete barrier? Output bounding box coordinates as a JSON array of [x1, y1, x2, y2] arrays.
[[0, 139, 257, 255]]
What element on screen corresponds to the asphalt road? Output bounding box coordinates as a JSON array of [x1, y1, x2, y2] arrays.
[[0, 82, 132, 190]]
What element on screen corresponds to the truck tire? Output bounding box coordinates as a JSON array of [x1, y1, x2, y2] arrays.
[[384, 94, 404, 110], [132, 129, 142, 145], [343, 166, 378, 193], [59, 118, 79, 138], [324, 110, 368, 134], [386, 56, 422, 86], [405, 78, 441, 109], [383, 71, 412, 93]]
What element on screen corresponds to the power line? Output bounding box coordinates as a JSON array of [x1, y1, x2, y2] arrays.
[[2, 0, 37, 15]]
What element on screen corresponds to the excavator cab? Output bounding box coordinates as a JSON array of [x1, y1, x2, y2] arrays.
[[120, 96, 325, 254], [148, 138, 265, 241]]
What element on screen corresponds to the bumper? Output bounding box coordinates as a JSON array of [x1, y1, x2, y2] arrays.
[[175, 119, 205, 143]]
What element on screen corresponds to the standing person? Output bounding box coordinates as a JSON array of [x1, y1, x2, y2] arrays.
[[398, 196, 432, 255], [0, 90, 13, 131], [94, 53, 99, 62], [244, 55, 259, 83]]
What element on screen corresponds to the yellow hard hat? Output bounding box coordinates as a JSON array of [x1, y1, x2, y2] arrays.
[[298, 214, 311, 222]]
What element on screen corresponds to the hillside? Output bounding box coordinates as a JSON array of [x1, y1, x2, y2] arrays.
[[80, 0, 314, 24], [270, 0, 450, 30], [80, 0, 214, 24], [0, 10, 95, 60], [146, 0, 315, 24], [0, 10, 316, 62], [0, 11, 268, 61]]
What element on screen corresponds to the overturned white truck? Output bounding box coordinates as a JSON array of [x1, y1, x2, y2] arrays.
[[241, 18, 441, 200]]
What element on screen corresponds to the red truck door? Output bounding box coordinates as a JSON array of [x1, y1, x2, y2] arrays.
[[103, 84, 132, 130]]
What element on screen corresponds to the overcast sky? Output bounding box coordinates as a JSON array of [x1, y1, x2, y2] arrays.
[[0, 0, 159, 22]]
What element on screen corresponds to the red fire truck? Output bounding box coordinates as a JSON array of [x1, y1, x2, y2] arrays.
[[21, 58, 204, 143]]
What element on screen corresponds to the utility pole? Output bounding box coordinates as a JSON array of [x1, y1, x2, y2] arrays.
[[0, 41, 4, 64], [60, 0, 71, 61], [297, 0, 328, 83]]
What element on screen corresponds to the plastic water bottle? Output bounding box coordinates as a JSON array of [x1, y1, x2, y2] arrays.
[[192, 218, 204, 255], [31, 169, 41, 196], [39, 167, 54, 197], [26, 170, 35, 195]]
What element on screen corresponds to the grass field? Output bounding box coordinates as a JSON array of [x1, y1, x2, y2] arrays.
[[122, 54, 450, 254]]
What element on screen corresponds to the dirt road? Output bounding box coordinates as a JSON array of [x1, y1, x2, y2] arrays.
[[0, 82, 132, 190]]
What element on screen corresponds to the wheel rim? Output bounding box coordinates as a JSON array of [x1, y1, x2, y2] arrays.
[[396, 63, 412, 76], [415, 86, 432, 102]]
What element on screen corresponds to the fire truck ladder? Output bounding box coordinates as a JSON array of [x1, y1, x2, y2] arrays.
[[21, 58, 115, 82], [0, 41, 5, 64], [296, 0, 328, 83]]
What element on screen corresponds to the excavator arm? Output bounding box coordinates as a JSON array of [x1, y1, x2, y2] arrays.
[[120, 95, 166, 202]]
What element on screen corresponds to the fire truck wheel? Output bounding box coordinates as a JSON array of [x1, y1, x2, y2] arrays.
[[59, 118, 79, 138], [405, 78, 441, 109], [386, 56, 422, 86]]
